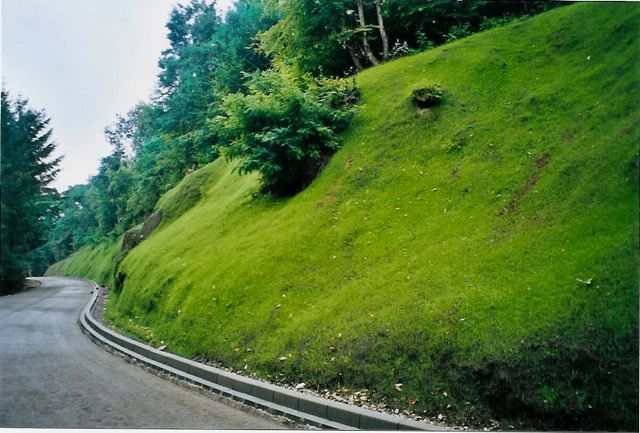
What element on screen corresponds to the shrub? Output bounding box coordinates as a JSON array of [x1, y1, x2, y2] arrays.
[[215, 69, 356, 196], [480, 15, 522, 32], [445, 23, 472, 42]]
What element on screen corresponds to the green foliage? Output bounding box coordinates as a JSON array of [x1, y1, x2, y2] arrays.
[[262, 0, 558, 76], [388, 0, 555, 46], [211, 0, 277, 93], [445, 23, 472, 42], [1, 91, 60, 292], [260, 0, 354, 76], [51, 3, 639, 429], [154, 0, 275, 161], [479, 15, 523, 32], [415, 30, 435, 51], [216, 69, 355, 195]]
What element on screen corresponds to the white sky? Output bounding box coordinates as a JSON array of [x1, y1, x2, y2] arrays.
[[2, 0, 236, 192]]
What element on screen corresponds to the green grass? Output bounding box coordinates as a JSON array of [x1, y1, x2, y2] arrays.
[[46, 237, 121, 288], [154, 162, 230, 224], [49, 3, 639, 429]]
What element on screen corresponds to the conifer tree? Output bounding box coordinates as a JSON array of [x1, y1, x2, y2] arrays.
[[1, 90, 61, 294]]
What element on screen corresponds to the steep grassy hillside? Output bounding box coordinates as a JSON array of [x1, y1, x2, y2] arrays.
[[49, 3, 639, 429], [47, 238, 121, 288]]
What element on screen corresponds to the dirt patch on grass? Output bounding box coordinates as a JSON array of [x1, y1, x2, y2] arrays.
[[536, 153, 550, 168], [451, 159, 463, 178], [500, 153, 550, 215]]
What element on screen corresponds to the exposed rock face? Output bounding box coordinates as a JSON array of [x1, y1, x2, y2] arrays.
[[115, 210, 164, 292], [140, 209, 163, 241], [121, 229, 142, 253], [120, 210, 163, 253]]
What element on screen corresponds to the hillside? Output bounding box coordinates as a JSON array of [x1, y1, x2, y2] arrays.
[[48, 3, 640, 429]]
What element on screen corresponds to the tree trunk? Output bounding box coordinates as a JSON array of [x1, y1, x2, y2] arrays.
[[356, 0, 379, 66], [347, 44, 364, 71], [374, 0, 389, 61]]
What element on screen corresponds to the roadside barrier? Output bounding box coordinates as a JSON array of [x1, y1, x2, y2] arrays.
[[80, 280, 442, 431]]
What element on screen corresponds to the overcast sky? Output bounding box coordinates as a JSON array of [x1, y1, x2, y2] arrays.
[[2, 0, 235, 192]]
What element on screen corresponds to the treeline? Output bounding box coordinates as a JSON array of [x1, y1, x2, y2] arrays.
[[36, 0, 555, 273]]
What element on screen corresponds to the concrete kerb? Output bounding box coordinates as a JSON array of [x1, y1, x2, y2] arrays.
[[80, 280, 443, 431]]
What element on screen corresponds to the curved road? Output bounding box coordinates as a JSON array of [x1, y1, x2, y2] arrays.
[[0, 277, 285, 428]]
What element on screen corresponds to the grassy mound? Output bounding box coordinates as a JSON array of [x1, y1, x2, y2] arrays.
[[49, 3, 639, 429]]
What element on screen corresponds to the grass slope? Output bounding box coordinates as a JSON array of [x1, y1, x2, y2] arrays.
[[46, 238, 121, 288], [50, 3, 639, 429]]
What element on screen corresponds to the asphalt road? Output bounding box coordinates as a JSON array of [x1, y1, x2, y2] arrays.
[[0, 276, 285, 429]]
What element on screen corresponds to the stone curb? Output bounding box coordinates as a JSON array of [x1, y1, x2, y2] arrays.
[[80, 280, 444, 431]]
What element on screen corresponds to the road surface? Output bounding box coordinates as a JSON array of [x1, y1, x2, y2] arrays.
[[0, 277, 285, 428]]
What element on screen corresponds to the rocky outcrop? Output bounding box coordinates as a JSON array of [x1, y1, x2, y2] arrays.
[[120, 210, 163, 253]]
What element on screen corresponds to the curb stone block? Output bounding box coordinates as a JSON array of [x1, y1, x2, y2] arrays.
[[163, 353, 190, 372], [233, 377, 254, 395], [253, 382, 276, 403], [191, 364, 219, 384], [327, 401, 364, 427], [273, 388, 300, 410], [216, 372, 236, 390], [298, 394, 328, 418], [360, 410, 401, 430]]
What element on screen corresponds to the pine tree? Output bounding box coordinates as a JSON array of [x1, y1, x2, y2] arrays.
[[1, 90, 61, 294]]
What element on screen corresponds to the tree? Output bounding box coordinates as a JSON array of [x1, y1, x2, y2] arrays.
[[211, 0, 276, 93], [45, 184, 99, 261], [215, 69, 355, 196], [261, 0, 556, 76], [373, 0, 389, 61], [259, 0, 388, 75], [260, 0, 355, 76], [1, 91, 61, 293], [355, 0, 380, 65]]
